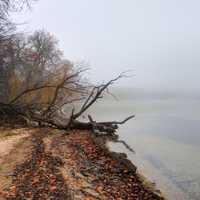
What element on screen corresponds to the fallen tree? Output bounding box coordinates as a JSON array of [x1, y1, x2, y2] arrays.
[[0, 72, 134, 136], [31, 73, 134, 134]]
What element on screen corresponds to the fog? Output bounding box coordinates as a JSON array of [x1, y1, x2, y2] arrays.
[[9, 2, 200, 199], [13, 0, 200, 93]]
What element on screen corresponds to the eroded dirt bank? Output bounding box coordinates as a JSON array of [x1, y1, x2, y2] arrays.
[[0, 127, 165, 200]]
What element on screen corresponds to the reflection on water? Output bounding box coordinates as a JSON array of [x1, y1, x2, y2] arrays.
[[84, 94, 200, 200]]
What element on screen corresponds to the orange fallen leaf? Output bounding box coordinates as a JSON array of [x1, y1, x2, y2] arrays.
[[95, 186, 103, 193], [50, 186, 57, 192]]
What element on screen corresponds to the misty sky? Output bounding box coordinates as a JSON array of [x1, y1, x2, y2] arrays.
[[14, 0, 200, 91]]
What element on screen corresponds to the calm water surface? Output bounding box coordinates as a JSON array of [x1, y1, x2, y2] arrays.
[[85, 94, 200, 200]]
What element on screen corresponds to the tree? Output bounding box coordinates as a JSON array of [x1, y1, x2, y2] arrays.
[[0, 0, 36, 41], [0, 30, 88, 125], [0, 0, 37, 102]]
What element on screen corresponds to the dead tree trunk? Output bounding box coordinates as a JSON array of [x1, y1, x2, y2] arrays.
[[1, 72, 134, 136]]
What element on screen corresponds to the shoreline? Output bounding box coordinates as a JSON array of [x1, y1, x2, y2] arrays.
[[0, 126, 165, 199], [91, 131, 166, 199]]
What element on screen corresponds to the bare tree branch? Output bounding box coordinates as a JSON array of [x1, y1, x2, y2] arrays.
[[71, 72, 126, 121]]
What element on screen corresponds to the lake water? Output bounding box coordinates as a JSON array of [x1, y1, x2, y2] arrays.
[[83, 90, 200, 200]]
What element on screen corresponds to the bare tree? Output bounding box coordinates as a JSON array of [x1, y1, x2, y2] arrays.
[[0, 0, 37, 102], [12, 71, 134, 135], [0, 0, 36, 41]]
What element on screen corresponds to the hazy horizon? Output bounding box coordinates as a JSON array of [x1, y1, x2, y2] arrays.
[[13, 0, 200, 92]]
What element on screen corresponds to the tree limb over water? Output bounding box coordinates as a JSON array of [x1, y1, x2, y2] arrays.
[[0, 71, 134, 137]]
